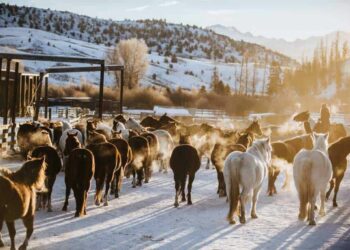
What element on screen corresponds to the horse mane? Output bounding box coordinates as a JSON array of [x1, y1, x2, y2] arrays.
[[4, 159, 46, 189]]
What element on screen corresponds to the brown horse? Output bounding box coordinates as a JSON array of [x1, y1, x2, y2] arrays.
[[211, 132, 253, 197], [326, 136, 350, 207], [170, 144, 201, 207], [30, 146, 62, 212], [62, 133, 95, 217], [109, 137, 133, 198], [128, 135, 151, 187], [140, 116, 160, 129], [267, 134, 313, 196], [140, 132, 159, 183], [0, 157, 46, 250]]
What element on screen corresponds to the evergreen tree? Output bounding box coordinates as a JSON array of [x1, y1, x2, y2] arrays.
[[267, 61, 282, 95]]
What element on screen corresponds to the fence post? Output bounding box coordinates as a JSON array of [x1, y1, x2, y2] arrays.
[[99, 61, 105, 119], [34, 73, 44, 121], [65, 108, 68, 119], [3, 59, 11, 125], [49, 108, 52, 120], [10, 62, 20, 150], [44, 76, 48, 119]]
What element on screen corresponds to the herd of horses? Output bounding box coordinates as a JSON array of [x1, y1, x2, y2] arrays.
[[0, 111, 350, 249]]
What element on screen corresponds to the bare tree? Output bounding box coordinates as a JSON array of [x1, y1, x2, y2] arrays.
[[107, 38, 149, 89], [262, 54, 269, 95], [251, 60, 258, 96]]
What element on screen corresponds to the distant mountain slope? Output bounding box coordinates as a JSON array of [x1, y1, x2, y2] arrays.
[[209, 24, 350, 61], [0, 3, 295, 65]]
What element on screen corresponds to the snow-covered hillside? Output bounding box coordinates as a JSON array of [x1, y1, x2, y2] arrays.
[[0, 27, 271, 93], [209, 24, 350, 62], [0, 3, 295, 66]]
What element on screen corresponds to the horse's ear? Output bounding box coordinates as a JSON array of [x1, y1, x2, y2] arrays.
[[266, 137, 270, 144], [27, 154, 32, 161], [73, 132, 78, 137]]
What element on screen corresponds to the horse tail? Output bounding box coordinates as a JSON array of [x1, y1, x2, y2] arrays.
[[299, 158, 313, 215], [226, 155, 242, 222]]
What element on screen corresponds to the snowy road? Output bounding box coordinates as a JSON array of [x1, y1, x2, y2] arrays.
[[1, 162, 350, 250]]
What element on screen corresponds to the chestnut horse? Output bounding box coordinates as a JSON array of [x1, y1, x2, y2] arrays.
[[0, 157, 46, 250]]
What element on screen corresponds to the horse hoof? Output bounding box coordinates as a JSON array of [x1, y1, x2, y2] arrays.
[[19, 245, 27, 250], [95, 201, 101, 206], [104, 201, 109, 206], [174, 202, 179, 208], [0, 239, 4, 247], [187, 200, 193, 205], [181, 197, 186, 202], [229, 219, 236, 225], [309, 220, 316, 226], [251, 214, 258, 219], [319, 211, 326, 217], [239, 217, 246, 224], [62, 206, 67, 211], [333, 202, 338, 207], [48, 207, 53, 212], [115, 194, 119, 199]]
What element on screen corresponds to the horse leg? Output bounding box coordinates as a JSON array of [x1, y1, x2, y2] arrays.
[[95, 178, 104, 206], [333, 173, 345, 207], [181, 175, 187, 202], [6, 221, 16, 250], [62, 184, 71, 211], [19, 215, 34, 250], [132, 170, 137, 188], [84, 190, 88, 215], [319, 189, 326, 217], [115, 167, 124, 198], [174, 178, 181, 207], [281, 169, 291, 190], [47, 176, 55, 212], [0, 211, 4, 247], [205, 157, 210, 170], [73, 187, 81, 217], [326, 178, 335, 201], [239, 190, 248, 224], [251, 185, 261, 219], [308, 195, 317, 226], [187, 174, 195, 205], [104, 174, 113, 206]]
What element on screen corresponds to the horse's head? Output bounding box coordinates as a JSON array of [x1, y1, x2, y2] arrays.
[[293, 111, 310, 122], [20, 156, 46, 189], [114, 114, 127, 124], [237, 132, 253, 148], [64, 131, 81, 156], [248, 120, 263, 136], [179, 134, 191, 145], [86, 130, 107, 145], [312, 132, 329, 152]]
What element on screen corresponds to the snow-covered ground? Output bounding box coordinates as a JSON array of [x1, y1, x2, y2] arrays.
[[0, 159, 350, 249]]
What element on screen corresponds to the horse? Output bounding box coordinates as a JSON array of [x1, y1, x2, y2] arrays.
[[140, 116, 160, 129], [170, 144, 201, 207], [114, 114, 127, 124], [211, 132, 253, 197], [30, 146, 62, 212], [224, 138, 271, 224], [128, 135, 151, 188], [140, 132, 159, 182], [62, 132, 95, 217], [113, 120, 126, 132], [152, 130, 174, 173], [159, 113, 180, 127], [86, 130, 108, 145], [293, 133, 332, 225], [267, 134, 313, 196], [0, 157, 46, 250], [59, 129, 84, 155], [86, 142, 121, 206], [326, 136, 350, 207], [17, 122, 52, 157], [49, 121, 63, 146], [109, 137, 133, 198], [125, 118, 145, 133]]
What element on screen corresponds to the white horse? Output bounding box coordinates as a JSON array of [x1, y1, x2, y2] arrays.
[[125, 118, 144, 133], [224, 138, 272, 224], [153, 129, 175, 173], [293, 133, 332, 225]]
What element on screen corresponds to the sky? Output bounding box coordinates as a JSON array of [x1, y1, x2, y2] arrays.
[[2, 0, 350, 41]]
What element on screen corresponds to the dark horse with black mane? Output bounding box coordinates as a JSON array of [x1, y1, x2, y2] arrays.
[[62, 132, 95, 217], [0, 157, 46, 250], [170, 136, 201, 207], [30, 146, 62, 212]]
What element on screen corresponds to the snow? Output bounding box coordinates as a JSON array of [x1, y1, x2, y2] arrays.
[[0, 159, 350, 249], [153, 106, 191, 117], [319, 83, 337, 100]]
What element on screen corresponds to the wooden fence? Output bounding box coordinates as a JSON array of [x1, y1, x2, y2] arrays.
[[0, 123, 17, 153]]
